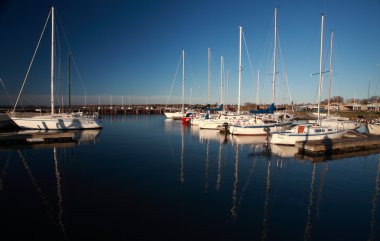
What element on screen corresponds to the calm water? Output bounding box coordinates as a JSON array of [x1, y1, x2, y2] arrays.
[[0, 115, 379, 241]]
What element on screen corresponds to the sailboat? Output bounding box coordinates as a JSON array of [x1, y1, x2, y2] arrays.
[[270, 14, 348, 145], [164, 50, 193, 120], [316, 31, 360, 130], [229, 9, 293, 136], [9, 7, 102, 130], [199, 26, 252, 130]]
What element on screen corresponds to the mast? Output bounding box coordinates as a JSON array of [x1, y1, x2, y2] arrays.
[[51, 6, 55, 115], [68, 51, 71, 110], [327, 31, 334, 117], [272, 7, 278, 104], [256, 69, 260, 108], [220, 55, 224, 105], [208, 48, 211, 103], [317, 14, 325, 125], [238, 26, 243, 115], [181, 49, 185, 114]]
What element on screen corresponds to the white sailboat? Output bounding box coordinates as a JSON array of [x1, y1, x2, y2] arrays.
[[9, 6, 102, 130], [199, 26, 253, 129], [164, 49, 190, 120], [270, 14, 348, 145], [229, 9, 293, 136], [318, 31, 360, 130]]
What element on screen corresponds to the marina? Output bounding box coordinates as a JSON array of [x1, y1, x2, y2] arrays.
[[1, 1, 380, 240]]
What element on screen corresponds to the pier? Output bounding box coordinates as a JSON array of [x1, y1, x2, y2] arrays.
[[295, 132, 380, 157], [0, 131, 76, 149]]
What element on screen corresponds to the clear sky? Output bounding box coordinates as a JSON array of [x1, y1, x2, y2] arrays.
[[1, 0, 380, 106]]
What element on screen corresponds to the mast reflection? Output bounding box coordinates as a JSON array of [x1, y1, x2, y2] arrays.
[[54, 148, 67, 238], [261, 159, 271, 241], [304, 163, 316, 241], [231, 143, 239, 222], [179, 125, 185, 184]]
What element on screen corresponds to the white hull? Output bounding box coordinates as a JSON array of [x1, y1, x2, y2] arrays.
[[11, 115, 102, 130], [199, 119, 226, 129], [270, 128, 348, 145], [164, 112, 183, 119], [368, 123, 380, 135], [229, 122, 292, 136], [320, 119, 360, 130], [198, 114, 250, 129]]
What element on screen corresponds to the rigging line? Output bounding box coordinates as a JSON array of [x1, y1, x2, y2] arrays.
[[56, 11, 87, 104], [0, 78, 14, 106], [277, 32, 293, 103], [13, 9, 52, 113], [242, 31, 255, 103], [166, 53, 182, 105]]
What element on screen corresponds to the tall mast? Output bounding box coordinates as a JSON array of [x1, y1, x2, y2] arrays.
[[182, 49, 185, 114], [208, 48, 211, 103], [238, 26, 242, 115], [51, 6, 55, 115], [256, 69, 260, 107], [327, 31, 334, 117], [317, 14, 325, 125], [220, 55, 224, 105], [272, 7, 278, 104], [68, 51, 71, 110]]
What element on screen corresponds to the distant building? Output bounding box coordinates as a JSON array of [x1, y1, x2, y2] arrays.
[[367, 103, 380, 112], [344, 103, 366, 111]]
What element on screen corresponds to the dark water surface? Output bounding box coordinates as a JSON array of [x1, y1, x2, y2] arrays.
[[0, 115, 379, 241]]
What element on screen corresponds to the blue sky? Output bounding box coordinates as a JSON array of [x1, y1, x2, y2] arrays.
[[1, 0, 380, 106]]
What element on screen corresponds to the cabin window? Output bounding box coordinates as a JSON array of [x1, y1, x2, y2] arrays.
[[328, 129, 333, 132]]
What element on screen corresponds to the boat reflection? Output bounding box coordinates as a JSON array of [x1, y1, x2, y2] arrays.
[[74, 129, 101, 144], [0, 129, 100, 150]]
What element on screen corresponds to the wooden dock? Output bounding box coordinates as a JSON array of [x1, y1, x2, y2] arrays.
[[295, 133, 380, 157], [0, 131, 76, 148]]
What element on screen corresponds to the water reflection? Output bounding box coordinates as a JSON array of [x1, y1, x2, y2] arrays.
[[231, 144, 239, 221], [75, 129, 101, 144], [54, 147, 67, 239], [0, 129, 100, 240], [262, 159, 271, 241], [0, 152, 11, 192], [368, 158, 380, 241], [304, 163, 316, 241], [1, 116, 379, 240], [180, 125, 185, 184]]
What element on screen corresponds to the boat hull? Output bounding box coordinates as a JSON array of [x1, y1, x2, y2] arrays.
[[368, 123, 380, 135], [164, 112, 183, 119], [11, 116, 102, 130], [229, 122, 292, 136], [270, 129, 348, 145]]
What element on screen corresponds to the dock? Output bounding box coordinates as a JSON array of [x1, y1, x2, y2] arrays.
[[295, 133, 380, 157], [0, 131, 76, 149]]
